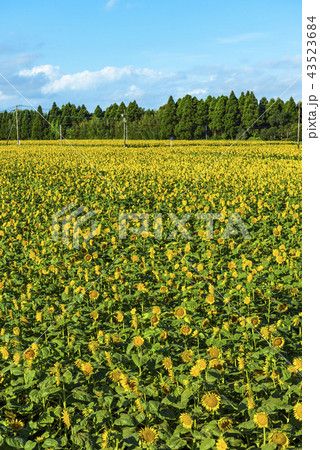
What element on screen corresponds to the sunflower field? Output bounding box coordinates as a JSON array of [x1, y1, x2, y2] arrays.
[[0, 140, 302, 449]]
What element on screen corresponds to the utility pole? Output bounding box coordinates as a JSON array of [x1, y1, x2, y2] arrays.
[[15, 106, 20, 145], [60, 124, 63, 145], [121, 114, 127, 147], [297, 102, 301, 149]]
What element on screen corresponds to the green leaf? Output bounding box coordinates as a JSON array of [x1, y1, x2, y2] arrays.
[[43, 438, 59, 448], [114, 414, 135, 426], [261, 444, 277, 450], [62, 370, 73, 383], [200, 438, 215, 450], [238, 420, 255, 429], [5, 437, 25, 448], [25, 442, 37, 450], [132, 354, 143, 368], [166, 436, 188, 449]]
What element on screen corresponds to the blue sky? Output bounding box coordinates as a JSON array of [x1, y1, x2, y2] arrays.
[[0, 0, 301, 111]]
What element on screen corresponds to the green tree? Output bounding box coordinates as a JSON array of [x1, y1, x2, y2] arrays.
[[159, 95, 177, 139], [174, 94, 196, 139], [242, 91, 259, 136], [126, 100, 143, 122], [31, 106, 46, 139], [224, 91, 240, 139], [210, 95, 227, 138], [194, 99, 209, 139], [94, 105, 104, 118]]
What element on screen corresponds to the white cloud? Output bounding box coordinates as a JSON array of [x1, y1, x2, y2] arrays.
[[18, 64, 165, 95], [105, 0, 119, 10], [19, 64, 60, 81]]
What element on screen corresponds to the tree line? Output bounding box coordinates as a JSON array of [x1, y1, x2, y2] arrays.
[[0, 91, 301, 141]]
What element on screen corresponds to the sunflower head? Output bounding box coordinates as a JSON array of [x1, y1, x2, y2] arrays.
[[162, 357, 173, 370], [139, 426, 158, 446], [218, 417, 233, 431], [201, 392, 221, 412], [254, 412, 268, 428], [269, 431, 290, 449], [132, 336, 144, 347], [179, 413, 193, 429], [272, 337, 285, 348], [216, 437, 228, 450], [190, 365, 201, 377], [10, 419, 24, 432], [174, 307, 186, 318], [293, 402, 302, 421], [207, 346, 221, 358], [181, 349, 193, 363], [180, 325, 192, 336]]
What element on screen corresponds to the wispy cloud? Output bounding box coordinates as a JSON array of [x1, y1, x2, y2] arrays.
[[218, 32, 267, 44], [105, 0, 119, 10]]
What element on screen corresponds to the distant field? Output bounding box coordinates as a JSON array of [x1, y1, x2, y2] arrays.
[[0, 140, 302, 449]]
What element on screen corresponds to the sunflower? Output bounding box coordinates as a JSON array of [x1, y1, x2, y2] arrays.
[[251, 316, 260, 327], [101, 429, 109, 449], [201, 318, 210, 329], [179, 413, 193, 429], [196, 359, 207, 370], [293, 357, 302, 372], [237, 357, 245, 370], [190, 365, 201, 377], [218, 417, 233, 431], [81, 362, 93, 377], [207, 346, 221, 358], [216, 437, 228, 450], [206, 294, 215, 304], [23, 349, 35, 361], [180, 325, 192, 336], [150, 315, 159, 326], [162, 357, 173, 370], [152, 306, 161, 315], [160, 382, 171, 394], [132, 336, 144, 347], [0, 347, 9, 360], [10, 419, 24, 431], [90, 311, 99, 320], [272, 337, 285, 348], [201, 392, 221, 412], [254, 412, 268, 428], [230, 314, 238, 324], [293, 402, 302, 421], [61, 410, 71, 429], [109, 369, 123, 382], [139, 426, 158, 446], [160, 331, 168, 340], [181, 349, 193, 363], [116, 311, 124, 322], [209, 359, 224, 372], [268, 431, 290, 449], [277, 303, 288, 312], [174, 307, 186, 318], [89, 290, 99, 299]]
